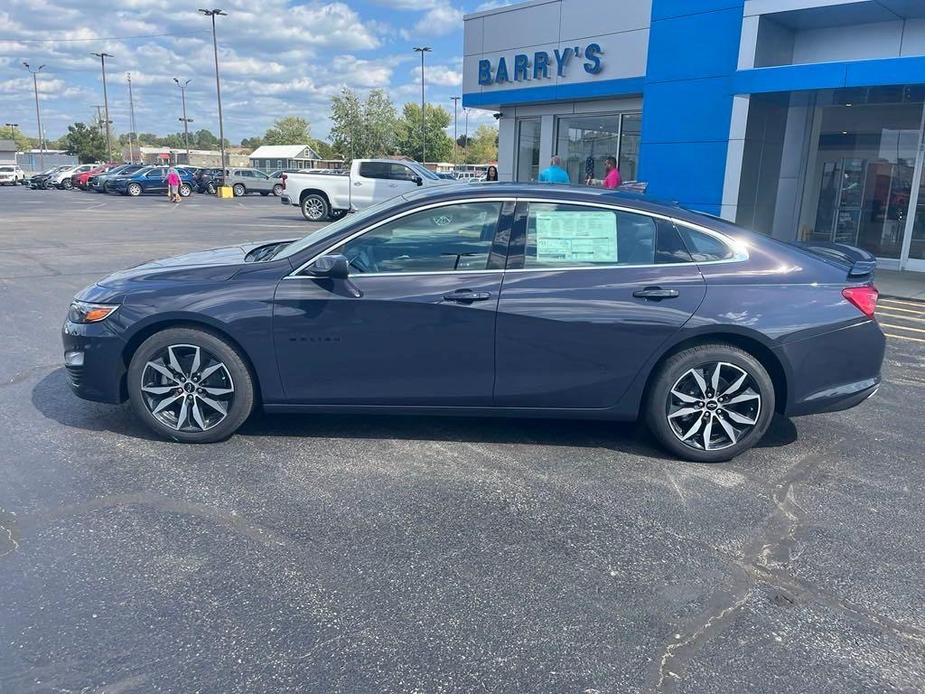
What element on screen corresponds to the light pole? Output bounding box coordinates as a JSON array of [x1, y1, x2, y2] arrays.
[[199, 9, 227, 172], [22, 62, 46, 170], [450, 96, 459, 166], [127, 73, 138, 163], [91, 52, 114, 161], [413, 46, 431, 165], [464, 108, 470, 164], [174, 78, 193, 159]]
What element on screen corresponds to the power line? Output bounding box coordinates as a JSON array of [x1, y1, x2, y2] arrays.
[[0, 29, 210, 43]]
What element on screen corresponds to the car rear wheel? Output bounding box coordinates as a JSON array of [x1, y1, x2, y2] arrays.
[[179, 183, 192, 197], [272, 183, 283, 196], [645, 343, 775, 463], [128, 328, 255, 443], [127, 182, 142, 197], [301, 193, 329, 222], [232, 183, 246, 197], [61, 178, 72, 190]]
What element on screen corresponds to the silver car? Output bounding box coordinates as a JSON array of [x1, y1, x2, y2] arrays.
[[223, 168, 275, 197]]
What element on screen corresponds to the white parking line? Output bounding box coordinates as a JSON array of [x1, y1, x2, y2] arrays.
[[879, 298, 925, 309], [877, 311, 925, 322], [885, 333, 925, 343], [880, 322, 925, 334], [873, 304, 925, 315]]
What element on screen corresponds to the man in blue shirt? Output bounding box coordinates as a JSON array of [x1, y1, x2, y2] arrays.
[[537, 156, 570, 184]]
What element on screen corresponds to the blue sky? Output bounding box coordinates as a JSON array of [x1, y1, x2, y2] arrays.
[[0, 1, 513, 144]]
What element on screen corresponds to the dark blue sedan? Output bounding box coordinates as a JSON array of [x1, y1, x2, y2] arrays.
[[109, 166, 195, 197], [62, 184, 885, 461]]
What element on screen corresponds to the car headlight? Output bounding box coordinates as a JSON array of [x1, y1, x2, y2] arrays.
[[68, 300, 120, 324]]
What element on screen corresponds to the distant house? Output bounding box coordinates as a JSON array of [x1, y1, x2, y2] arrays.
[[248, 144, 340, 172], [0, 140, 16, 165]]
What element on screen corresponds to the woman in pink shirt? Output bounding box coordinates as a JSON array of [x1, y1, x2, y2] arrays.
[[166, 167, 182, 203]]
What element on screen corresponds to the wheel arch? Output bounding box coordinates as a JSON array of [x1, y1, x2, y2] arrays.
[[641, 331, 789, 415], [299, 188, 330, 205], [120, 318, 263, 405]]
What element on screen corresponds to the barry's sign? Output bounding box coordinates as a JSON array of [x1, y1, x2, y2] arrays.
[[478, 43, 603, 86]]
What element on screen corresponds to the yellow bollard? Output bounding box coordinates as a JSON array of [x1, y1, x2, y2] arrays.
[[217, 186, 234, 199]]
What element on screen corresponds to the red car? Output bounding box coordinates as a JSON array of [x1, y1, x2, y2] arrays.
[[72, 163, 117, 190]]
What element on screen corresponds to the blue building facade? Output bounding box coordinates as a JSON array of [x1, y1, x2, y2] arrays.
[[464, 0, 925, 272]]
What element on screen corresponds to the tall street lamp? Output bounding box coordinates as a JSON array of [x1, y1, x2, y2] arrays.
[[450, 96, 460, 166], [464, 108, 470, 163], [174, 78, 193, 159], [413, 46, 431, 165], [199, 9, 227, 172], [127, 73, 138, 163], [91, 52, 114, 161], [22, 61, 46, 170]]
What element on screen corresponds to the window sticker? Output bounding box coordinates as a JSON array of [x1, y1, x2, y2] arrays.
[[534, 210, 617, 263]]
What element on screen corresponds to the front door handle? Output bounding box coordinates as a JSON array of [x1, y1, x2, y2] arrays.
[[443, 289, 492, 303], [633, 287, 680, 300]]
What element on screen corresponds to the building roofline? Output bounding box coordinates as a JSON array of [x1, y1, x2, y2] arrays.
[[463, 0, 557, 21]]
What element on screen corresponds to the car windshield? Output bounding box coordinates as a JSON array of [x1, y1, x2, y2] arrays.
[[0, 167, 13, 172], [271, 197, 401, 260]]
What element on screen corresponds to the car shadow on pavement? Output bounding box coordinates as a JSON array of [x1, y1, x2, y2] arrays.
[[33, 368, 798, 457]]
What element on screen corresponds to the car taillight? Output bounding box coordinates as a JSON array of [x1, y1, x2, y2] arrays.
[[842, 285, 878, 318], [281, 174, 286, 190]]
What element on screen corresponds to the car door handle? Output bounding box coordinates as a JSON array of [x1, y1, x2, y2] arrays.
[[443, 289, 492, 303], [633, 287, 680, 300], [354, 181, 363, 186]]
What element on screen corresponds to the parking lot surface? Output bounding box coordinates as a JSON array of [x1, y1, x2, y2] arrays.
[[1, 185, 923, 693]]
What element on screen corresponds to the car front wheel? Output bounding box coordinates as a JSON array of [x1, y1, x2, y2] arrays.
[[127, 328, 255, 443], [645, 344, 775, 463], [127, 182, 142, 197], [272, 183, 283, 196], [61, 179, 72, 190], [232, 183, 246, 197]]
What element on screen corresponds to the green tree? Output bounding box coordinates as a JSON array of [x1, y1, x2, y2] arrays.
[[192, 129, 222, 149], [62, 122, 107, 163], [240, 136, 264, 150], [395, 103, 453, 163], [465, 124, 499, 164], [262, 116, 312, 146], [310, 139, 337, 160], [0, 125, 35, 151], [329, 88, 397, 161]]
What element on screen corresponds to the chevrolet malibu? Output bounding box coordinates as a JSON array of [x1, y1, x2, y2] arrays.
[[62, 184, 885, 462]]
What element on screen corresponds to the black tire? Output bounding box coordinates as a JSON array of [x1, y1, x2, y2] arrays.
[[127, 327, 255, 443], [178, 183, 192, 197], [61, 178, 73, 190], [127, 182, 143, 197], [301, 193, 329, 222], [207, 182, 216, 195], [645, 343, 775, 463], [272, 183, 283, 196], [232, 183, 246, 197]]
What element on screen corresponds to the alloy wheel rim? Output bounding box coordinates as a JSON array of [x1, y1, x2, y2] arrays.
[[140, 344, 234, 432], [305, 198, 325, 219], [666, 361, 761, 451]]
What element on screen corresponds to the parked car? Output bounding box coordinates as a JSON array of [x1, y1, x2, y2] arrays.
[[109, 166, 195, 197], [53, 164, 98, 189], [192, 167, 224, 194], [223, 168, 276, 197], [29, 165, 70, 189], [61, 184, 885, 461], [91, 164, 140, 192], [0, 164, 26, 185], [74, 163, 119, 190], [100, 165, 146, 193], [268, 169, 308, 197], [280, 159, 452, 221]]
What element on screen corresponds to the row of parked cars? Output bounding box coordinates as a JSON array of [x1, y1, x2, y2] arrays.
[[26, 162, 301, 198]]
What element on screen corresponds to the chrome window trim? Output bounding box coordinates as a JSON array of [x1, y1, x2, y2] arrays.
[[284, 196, 749, 279]]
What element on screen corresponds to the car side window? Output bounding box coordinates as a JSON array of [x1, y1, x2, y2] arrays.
[[655, 222, 694, 264], [146, 169, 164, 179], [677, 226, 735, 262], [359, 162, 390, 179], [387, 164, 417, 182], [523, 204, 656, 268], [332, 202, 503, 274]]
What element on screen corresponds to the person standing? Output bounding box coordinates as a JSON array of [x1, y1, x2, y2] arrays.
[[602, 156, 622, 189], [537, 156, 570, 184], [484, 165, 499, 182], [166, 166, 181, 203]]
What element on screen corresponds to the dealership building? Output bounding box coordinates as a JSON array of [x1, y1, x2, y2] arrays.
[[463, 0, 925, 272]]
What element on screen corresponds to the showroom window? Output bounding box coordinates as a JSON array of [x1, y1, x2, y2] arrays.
[[333, 202, 502, 274], [515, 119, 541, 182], [555, 113, 642, 185]]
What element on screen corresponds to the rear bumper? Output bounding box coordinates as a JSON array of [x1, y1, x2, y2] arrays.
[[280, 194, 292, 206], [778, 319, 886, 417], [62, 320, 127, 404]]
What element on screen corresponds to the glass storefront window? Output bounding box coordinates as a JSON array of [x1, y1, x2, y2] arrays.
[[554, 113, 641, 185], [515, 119, 541, 182], [801, 97, 924, 259]]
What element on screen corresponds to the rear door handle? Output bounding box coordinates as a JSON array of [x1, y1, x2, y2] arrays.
[[443, 289, 492, 303], [633, 287, 680, 300]]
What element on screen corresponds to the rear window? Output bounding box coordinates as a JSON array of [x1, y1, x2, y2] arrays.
[[677, 226, 735, 262]]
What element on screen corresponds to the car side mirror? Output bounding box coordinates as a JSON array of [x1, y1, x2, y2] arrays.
[[309, 254, 350, 279], [413, 175, 423, 186]]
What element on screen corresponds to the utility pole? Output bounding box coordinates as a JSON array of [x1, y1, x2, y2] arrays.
[[22, 62, 46, 171], [199, 9, 227, 173], [95, 105, 104, 132], [450, 96, 460, 166], [464, 108, 470, 164], [174, 78, 193, 159], [91, 52, 114, 161], [413, 46, 431, 165], [127, 73, 137, 163]]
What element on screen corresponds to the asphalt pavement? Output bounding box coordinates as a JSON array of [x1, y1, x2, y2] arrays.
[[0, 184, 923, 693]]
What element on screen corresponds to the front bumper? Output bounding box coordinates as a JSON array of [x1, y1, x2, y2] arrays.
[[778, 319, 886, 417], [62, 320, 128, 404], [280, 194, 292, 206]]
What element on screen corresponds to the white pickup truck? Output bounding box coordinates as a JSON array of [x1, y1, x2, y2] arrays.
[[279, 159, 452, 221]]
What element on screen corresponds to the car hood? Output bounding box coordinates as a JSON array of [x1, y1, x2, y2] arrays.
[[96, 239, 296, 288]]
